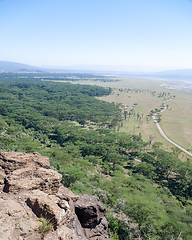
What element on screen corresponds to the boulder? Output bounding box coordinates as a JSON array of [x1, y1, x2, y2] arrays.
[[75, 195, 108, 239], [26, 190, 70, 228], [5, 167, 61, 194], [0, 152, 50, 174]]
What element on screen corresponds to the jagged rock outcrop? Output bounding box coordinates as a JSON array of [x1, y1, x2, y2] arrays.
[[75, 195, 108, 240], [0, 152, 109, 240]]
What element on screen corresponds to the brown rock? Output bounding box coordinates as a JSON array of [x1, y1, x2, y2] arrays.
[[0, 166, 6, 191], [5, 167, 61, 194], [0, 195, 42, 240], [0, 152, 109, 240], [0, 152, 50, 174], [26, 190, 70, 228], [57, 185, 79, 202]]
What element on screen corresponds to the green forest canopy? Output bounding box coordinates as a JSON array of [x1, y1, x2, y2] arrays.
[[0, 73, 192, 240]]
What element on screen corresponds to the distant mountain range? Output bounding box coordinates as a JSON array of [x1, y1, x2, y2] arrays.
[[0, 61, 41, 72], [0, 61, 192, 81]]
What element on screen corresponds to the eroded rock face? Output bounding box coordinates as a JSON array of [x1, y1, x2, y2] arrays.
[[0, 152, 109, 240], [5, 167, 62, 194], [0, 152, 50, 174], [75, 195, 108, 240]]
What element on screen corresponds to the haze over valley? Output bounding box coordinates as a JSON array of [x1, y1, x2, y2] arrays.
[[1, 0, 192, 239]]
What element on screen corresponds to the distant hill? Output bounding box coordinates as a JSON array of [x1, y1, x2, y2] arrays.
[[0, 61, 41, 72]]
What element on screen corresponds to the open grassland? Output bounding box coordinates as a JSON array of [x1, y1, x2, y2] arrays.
[[160, 91, 192, 151], [55, 76, 192, 159], [98, 88, 163, 115], [98, 87, 174, 150]]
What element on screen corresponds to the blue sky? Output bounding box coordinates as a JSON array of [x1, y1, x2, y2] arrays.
[[0, 0, 192, 71]]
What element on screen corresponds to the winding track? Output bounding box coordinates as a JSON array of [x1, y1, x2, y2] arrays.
[[152, 102, 192, 158]]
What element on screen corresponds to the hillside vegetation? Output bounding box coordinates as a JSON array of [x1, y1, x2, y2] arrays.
[[0, 73, 192, 239]]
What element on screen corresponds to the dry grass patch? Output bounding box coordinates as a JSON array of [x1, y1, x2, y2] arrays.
[[160, 92, 192, 151]]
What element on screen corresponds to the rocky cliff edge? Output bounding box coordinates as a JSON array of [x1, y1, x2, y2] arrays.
[[0, 152, 109, 240]]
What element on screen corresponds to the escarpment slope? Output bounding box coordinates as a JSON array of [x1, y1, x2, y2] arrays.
[[0, 152, 109, 240]]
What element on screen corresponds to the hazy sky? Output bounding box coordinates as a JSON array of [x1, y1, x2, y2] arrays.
[[1, 0, 192, 71]]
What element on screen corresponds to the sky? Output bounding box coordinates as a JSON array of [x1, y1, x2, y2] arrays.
[[0, 0, 192, 71]]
